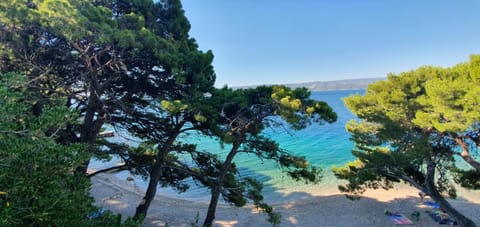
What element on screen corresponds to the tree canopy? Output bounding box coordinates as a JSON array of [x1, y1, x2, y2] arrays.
[[0, 72, 143, 226], [0, 0, 215, 172], [201, 85, 336, 226], [0, 0, 340, 226], [1, 0, 216, 224], [334, 55, 480, 227]]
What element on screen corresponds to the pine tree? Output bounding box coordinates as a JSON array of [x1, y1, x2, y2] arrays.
[[334, 55, 480, 227]]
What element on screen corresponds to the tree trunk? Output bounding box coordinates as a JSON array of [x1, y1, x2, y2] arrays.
[[75, 68, 106, 174], [75, 159, 91, 175], [134, 122, 184, 220], [203, 139, 242, 227], [134, 151, 167, 220], [425, 160, 476, 227], [74, 115, 106, 175], [455, 137, 480, 171], [203, 181, 222, 227]]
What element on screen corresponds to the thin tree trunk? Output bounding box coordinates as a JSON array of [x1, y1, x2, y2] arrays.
[[455, 137, 480, 171], [134, 122, 184, 220], [203, 139, 242, 227], [425, 159, 476, 227], [400, 174, 426, 193], [203, 181, 222, 227], [134, 151, 167, 220]]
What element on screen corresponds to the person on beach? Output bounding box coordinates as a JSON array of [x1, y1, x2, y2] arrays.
[[418, 191, 428, 202]]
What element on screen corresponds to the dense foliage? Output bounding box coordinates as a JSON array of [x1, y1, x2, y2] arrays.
[[0, 0, 216, 224], [0, 0, 215, 174], [0, 73, 142, 226], [0, 0, 338, 225], [334, 55, 480, 227], [0, 73, 86, 225]]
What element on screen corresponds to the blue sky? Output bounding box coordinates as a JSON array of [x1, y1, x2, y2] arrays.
[[182, 1, 480, 87]]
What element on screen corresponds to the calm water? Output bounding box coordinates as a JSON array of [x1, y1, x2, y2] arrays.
[[91, 90, 364, 202]]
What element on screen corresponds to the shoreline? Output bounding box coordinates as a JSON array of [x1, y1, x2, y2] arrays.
[[90, 172, 480, 226]]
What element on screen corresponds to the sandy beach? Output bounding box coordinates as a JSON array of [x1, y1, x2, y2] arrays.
[[90, 173, 480, 226]]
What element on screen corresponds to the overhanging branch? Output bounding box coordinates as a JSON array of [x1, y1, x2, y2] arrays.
[[87, 163, 127, 178]]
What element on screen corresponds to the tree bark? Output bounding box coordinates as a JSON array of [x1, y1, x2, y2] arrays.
[[74, 99, 105, 175], [203, 139, 242, 227], [455, 137, 480, 172], [134, 122, 185, 220], [75, 52, 107, 174], [400, 174, 426, 193], [425, 159, 476, 227], [134, 151, 167, 220]]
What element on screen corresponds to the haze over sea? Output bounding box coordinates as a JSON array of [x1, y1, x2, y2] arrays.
[[91, 89, 364, 203]]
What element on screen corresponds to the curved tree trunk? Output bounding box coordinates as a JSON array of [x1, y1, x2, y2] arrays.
[[425, 160, 476, 227], [203, 140, 242, 227], [134, 122, 184, 220], [455, 137, 480, 171]]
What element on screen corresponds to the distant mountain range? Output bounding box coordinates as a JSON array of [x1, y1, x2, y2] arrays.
[[284, 77, 385, 91], [235, 77, 385, 91]]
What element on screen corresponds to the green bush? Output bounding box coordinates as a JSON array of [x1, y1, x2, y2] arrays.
[[0, 72, 141, 226]]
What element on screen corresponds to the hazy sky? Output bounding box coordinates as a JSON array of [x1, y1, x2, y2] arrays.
[[182, 1, 480, 87]]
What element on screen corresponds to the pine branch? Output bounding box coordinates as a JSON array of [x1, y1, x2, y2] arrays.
[[87, 164, 127, 178]]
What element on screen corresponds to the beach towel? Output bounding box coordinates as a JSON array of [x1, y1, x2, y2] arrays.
[[386, 213, 414, 225], [423, 201, 440, 209], [426, 210, 457, 225]]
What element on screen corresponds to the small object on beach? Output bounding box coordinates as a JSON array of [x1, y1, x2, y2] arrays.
[[98, 130, 115, 138], [411, 211, 420, 221], [425, 210, 458, 225], [423, 201, 440, 209], [103, 192, 123, 201], [418, 191, 428, 202], [386, 211, 414, 225]]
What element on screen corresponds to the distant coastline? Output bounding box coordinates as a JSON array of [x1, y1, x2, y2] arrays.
[[234, 77, 385, 91]]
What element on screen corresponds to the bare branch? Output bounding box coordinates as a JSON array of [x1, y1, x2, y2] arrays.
[[87, 164, 127, 178]]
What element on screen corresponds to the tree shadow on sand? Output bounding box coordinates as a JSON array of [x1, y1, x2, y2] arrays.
[[91, 167, 480, 227], [270, 193, 479, 227]]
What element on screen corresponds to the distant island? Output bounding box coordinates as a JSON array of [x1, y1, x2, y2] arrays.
[[285, 77, 385, 91], [236, 77, 385, 91]]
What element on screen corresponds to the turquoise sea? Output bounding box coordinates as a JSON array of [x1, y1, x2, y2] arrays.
[[91, 89, 365, 202]]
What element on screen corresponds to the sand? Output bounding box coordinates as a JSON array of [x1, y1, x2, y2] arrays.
[[90, 173, 480, 226]]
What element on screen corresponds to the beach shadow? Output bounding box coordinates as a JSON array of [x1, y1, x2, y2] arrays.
[[214, 193, 479, 227], [206, 180, 480, 227], [91, 167, 480, 227]]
